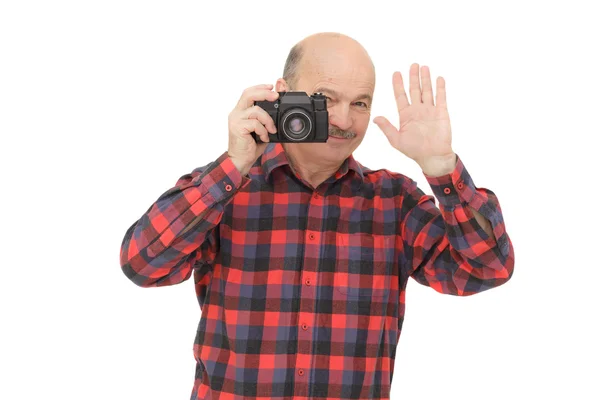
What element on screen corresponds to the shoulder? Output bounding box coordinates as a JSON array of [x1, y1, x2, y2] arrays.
[[360, 163, 433, 211], [360, 163, 419, 194]]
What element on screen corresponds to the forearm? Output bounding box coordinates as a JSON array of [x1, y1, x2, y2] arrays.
[[120, 178, 221, 287], [403, 154, 514, 295], [421, 153, 494, 241], [403, 193, 514, 296], [120, 151, 248, 287]]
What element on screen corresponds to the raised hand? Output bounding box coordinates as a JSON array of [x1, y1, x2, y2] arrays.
[[373, 63, 456, 177]]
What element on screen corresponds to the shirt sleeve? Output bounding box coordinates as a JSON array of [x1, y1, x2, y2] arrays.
[[119, 151, 251, 288], [400, 154, 515, 296]]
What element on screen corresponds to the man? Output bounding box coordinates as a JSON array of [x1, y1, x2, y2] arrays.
[[120, 32, 514, 399]]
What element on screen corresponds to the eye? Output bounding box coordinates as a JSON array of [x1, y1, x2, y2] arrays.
[[354, 102, 368, 108]]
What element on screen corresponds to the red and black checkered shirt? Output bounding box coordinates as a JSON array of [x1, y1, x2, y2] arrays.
[[120, 142, 514, 399]]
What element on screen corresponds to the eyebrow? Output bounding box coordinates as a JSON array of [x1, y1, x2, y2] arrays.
[[313, 87, 372, 104]]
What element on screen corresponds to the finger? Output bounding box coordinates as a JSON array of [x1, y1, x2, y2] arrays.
[[421, 66, 434, 106], [244, 105, 277, 133], [242, 119, 270, 142], [236, 85, 276, 110], [409, 63, 422, 104], [392, 71, 410, 111], [436, 76, 447, 108], [236, 85, 278, 111], [372, 116, 398, 141]]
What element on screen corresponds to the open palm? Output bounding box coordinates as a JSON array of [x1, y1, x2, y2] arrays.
[[374, 64, 454, 167]]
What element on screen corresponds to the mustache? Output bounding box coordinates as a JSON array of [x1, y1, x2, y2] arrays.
[[329, 127, 356, 139]]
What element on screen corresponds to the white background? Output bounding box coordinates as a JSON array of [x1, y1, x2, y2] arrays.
[[1, 1, 598, 399]]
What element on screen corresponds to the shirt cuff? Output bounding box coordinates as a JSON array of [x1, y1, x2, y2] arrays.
[[423, 154, 475, 209], [197, 151, 252, 202]]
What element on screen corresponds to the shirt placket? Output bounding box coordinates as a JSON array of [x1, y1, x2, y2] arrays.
[[293, 189, 325, 399]]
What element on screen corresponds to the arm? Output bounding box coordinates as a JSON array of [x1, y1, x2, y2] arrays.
[[119, 151, 250, 287], [400, 155, 514, 296]]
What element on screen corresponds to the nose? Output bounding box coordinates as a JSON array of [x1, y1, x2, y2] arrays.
[[328, 104, 352, 131]]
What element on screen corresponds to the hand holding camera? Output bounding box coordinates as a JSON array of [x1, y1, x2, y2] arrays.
[[227, 84, 279, 176], [227, 83, 329, 176]]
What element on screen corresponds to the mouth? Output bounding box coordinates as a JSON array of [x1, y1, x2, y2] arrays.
[[328, 135, 350, 140]]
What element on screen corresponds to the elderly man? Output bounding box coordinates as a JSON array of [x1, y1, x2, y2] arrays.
[[120, 32, 514, 400]]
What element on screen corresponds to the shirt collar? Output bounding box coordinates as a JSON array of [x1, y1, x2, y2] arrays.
[[261, 142, 365, 184]]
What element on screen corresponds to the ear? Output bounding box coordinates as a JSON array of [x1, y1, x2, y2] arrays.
[[275, 78, 289, 93]]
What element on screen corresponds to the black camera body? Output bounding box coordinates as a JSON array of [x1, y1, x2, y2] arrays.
[[252, 91, 328, 143]]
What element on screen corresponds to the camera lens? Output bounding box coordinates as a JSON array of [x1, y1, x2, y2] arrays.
[[289, 118, 304, 133], [281, 109, 312, 141]]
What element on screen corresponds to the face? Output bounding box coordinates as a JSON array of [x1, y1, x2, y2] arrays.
[[276, 44, 375, 167]]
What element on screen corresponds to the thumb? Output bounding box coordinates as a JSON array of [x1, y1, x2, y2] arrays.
[[372, 117, 398, 140]]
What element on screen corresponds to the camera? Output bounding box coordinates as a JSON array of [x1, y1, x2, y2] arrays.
[[252, 91, 328, 143]]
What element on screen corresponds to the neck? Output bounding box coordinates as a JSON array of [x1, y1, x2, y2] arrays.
[[284, 144, 343, 189]]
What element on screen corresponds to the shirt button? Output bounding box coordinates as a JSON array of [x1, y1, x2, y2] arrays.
[[302, 323, 308, 330], [225, 184, 232, 191], [309, 233, 315, 240], [305, 279, 311, 286], [457, 182, 464, 190], [298, 369, 304, 376], [443, 187, 451, 194]]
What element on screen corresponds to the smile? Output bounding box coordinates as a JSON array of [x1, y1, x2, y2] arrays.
[[328, 135, 350, 140]]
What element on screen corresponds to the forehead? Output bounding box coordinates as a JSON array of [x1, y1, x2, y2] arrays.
[[299, 52, 375, 97]]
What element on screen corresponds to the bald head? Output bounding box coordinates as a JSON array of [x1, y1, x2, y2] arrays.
[[282, 32, 375, 90]]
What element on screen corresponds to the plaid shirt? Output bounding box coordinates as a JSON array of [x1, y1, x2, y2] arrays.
[[120, 142, 514, 399]]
